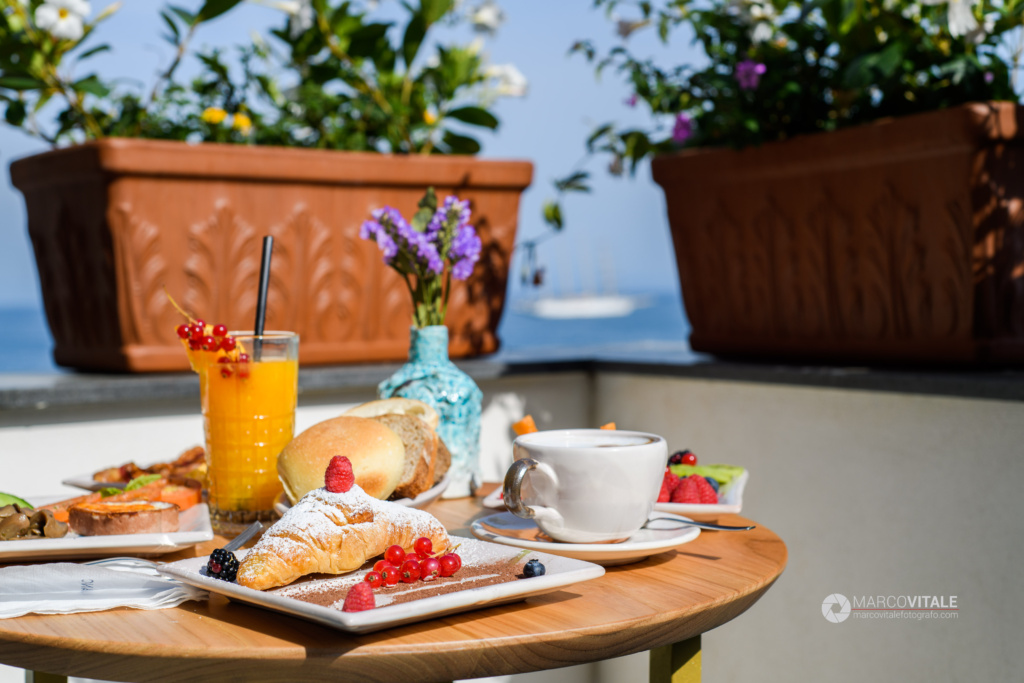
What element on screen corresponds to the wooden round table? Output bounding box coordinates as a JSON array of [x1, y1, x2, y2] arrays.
[[0, 494, 786, 683]]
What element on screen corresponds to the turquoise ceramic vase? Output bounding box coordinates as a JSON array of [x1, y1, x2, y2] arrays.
[[378, 325, 482, 498]]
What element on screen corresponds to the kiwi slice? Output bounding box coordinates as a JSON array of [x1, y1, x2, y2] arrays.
[[0, 492, 33, 509], [668, 464, 746, 485]]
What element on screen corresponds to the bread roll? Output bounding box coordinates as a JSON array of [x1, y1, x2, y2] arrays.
[[434, 439, 452, 484], [371, 414, 438, 500], [344, 398, 439, 431], [277, 416, 405, 504]]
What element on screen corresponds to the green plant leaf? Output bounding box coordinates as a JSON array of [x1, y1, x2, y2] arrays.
[[445, 106, 498, 129], [586, 124, 614, 151], [418, 186, 438, 211], [72, 75, 110, 97], [197, 0, 244, 22], [349, 22, 391, 59], [168, 5, 196, 26], [421, 0, 452, 26], [554, 170, 591, 193], [4, 100, 26, 127], [542, 200, 564, 231], [161, 11, 181, 41], [442, 130, 481, 155], [0, 76, 45, 91], [77, 44, 111, 60], [402, 12, 427, 68]]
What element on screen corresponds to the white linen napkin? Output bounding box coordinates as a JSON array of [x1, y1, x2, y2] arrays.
[[0, 559, 208, 618]]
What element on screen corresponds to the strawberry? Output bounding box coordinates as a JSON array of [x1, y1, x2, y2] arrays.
[[341, 582, 375, 612], [325, 455, 355, 493], [670, 475, 700, 504], [691, 475, 719, 504], [657, 468, 680, 503]]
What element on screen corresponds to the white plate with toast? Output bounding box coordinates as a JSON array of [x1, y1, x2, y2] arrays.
[[158, 536, 604, 634], [274, 473, 451, 517], [0, 502, 214, 562]]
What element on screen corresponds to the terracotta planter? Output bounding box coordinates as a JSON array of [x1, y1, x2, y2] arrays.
[[653, 102, 1024, 364], [11, 139, 532, 372]]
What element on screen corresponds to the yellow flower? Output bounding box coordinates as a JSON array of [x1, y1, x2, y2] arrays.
[[423, 110, 438, 126], [200, 107, 227, 125], [232, 113, 253, 135]]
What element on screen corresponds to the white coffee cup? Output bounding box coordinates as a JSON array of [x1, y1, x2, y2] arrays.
[[503, 429, 668, 543]]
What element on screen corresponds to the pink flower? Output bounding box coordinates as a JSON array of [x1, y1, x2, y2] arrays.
[[735, 60, 767, 91], [672, 113, 693, 143]]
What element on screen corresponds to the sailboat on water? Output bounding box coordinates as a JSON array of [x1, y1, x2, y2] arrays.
[[516, 248, 648, 320]]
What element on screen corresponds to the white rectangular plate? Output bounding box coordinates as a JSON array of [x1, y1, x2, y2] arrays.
[[159, 536, 605, 634], [0, 504, 213, 561], [653, 469, 749, 515]]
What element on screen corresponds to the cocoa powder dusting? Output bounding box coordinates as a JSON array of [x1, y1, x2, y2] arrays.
[[277, 560, 527, 610]]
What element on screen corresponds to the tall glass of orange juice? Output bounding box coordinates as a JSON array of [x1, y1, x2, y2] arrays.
[[200, 332, 298, 535]]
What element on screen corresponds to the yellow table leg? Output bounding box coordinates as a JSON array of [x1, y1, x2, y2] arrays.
[[26, 672, 67, 683], [650, 635, 701, 683]]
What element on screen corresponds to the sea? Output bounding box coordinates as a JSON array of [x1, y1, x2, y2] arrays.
[[0, 292, 692, 374]]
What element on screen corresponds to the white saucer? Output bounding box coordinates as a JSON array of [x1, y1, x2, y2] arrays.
[[470, 511, 700, 566]]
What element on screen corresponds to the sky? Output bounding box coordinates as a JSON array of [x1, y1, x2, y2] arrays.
[[0, 0, 703, 309]]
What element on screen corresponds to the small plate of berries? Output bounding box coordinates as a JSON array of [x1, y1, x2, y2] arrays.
[[158, 536, 605, 634], [654, 450, 749, 516]]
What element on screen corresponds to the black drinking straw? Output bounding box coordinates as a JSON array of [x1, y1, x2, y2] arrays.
[[253, 236, 274, 361]]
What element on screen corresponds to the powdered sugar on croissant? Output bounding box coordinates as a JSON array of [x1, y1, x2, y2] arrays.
[[237, 484, 449, 590]]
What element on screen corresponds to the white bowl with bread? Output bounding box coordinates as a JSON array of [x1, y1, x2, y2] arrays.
[[275, 398, 452, 515]]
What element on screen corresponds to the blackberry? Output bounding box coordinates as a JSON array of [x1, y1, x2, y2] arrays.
[[523, 559, 546, 578], [668, 450, 688, 465], [206, 548, 240, 582]]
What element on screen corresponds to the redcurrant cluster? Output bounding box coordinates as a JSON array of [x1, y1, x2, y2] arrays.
[[363, 537, 462, 588], [175, 319, 248, 378]]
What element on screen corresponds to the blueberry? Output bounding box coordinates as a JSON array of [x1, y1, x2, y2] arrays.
[[523, 559, 546, 578], [704, 476, 719, 493]]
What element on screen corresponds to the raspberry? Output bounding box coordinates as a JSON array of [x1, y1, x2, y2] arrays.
[[342, 582, 376, 612], [657, 468, 680, 502], [671, 475, 701, 504], [691, 474, 719, 504], [325, 455, 355, 493]]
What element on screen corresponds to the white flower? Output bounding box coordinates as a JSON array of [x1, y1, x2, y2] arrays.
[[750, 21, 774, 44], [728, 0, 776, 45], [248, 0, 313, 38], [485, 63, 527, 98], [34, 0, 91, 41], [471, 0, 504, 34], [920, 0, 979, 39]]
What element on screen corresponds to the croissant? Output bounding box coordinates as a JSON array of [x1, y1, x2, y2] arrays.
[[236, 484, 449, 590]]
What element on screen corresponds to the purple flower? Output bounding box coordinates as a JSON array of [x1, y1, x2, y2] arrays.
[[735, 60, 767, 91], [625, 93, 638, 107], [376, 230, 398, 261], [359, 220, 380, 240], [452, 258, 476, 281], [672, 113, 693, 144], [450, 225, 482, 260], [985, 71, 995, 84], [428, 196, 472, 237]]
